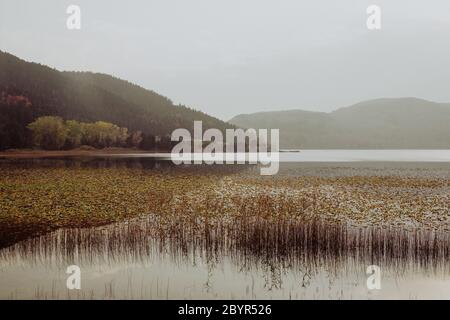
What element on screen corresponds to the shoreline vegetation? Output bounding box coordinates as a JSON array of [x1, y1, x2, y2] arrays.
[[0, 147, 150, 159], [1, 113, 176, 153]]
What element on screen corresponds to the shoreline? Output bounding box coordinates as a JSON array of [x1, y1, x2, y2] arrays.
[[0, 148, 162, 159]]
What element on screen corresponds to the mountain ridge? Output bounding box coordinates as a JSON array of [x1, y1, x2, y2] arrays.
[[230, 98, 450, 149]]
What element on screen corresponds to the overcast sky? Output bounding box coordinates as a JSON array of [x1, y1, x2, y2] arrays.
[[1, 0, 450, 120]]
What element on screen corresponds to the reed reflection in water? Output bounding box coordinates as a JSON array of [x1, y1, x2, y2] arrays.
[[1, 215, 449, 299]]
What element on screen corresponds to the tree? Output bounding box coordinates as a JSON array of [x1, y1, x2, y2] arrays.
[[127, 130, 143, 148], [27, 116, 68, 150], [140, 133, 156, 150], [117, 127, 128, 147], [158, 135, 173, 151], [81, 122, 98, 147], [65, 120, 84, 148], [81, 121, 128, 148], [0, 93, 33, 150]]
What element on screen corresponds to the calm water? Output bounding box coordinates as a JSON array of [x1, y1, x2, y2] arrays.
[[0, 215, 449, 299], [280, 150, 450, 162], [1, 154, 450, 299], [98, 149, 450, 162]]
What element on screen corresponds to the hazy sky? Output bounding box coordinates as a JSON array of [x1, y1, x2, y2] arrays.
[[1, 0, 450, 120]]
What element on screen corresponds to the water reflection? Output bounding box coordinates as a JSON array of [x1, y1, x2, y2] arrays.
[[0, 156, 173, 170], [1, 215, 449, 299]]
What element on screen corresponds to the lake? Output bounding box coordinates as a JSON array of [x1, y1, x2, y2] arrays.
[[84, 149, 450, 163], [0, 153, 449, 299]]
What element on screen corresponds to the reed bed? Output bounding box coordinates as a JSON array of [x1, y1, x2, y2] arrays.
[[2, 214, 449, 278]]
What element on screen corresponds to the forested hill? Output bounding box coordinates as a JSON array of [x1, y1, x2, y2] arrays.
[[0, 51, 231, 147], [230, 98, 450, 149]]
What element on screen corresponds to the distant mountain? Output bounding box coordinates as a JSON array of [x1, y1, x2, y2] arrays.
[[0, 51, 232, 149], [230, 98, 450, 149]]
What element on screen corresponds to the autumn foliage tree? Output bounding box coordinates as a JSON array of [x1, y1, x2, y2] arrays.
[[0, 92, 33, 150], [82, 121, 128, 148], [27, 117, 136, 150], [27, 116, 68, 150], [65, 120, 85, 148]]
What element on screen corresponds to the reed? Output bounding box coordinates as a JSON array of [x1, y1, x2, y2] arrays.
[[2, 214, 449, 277]]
